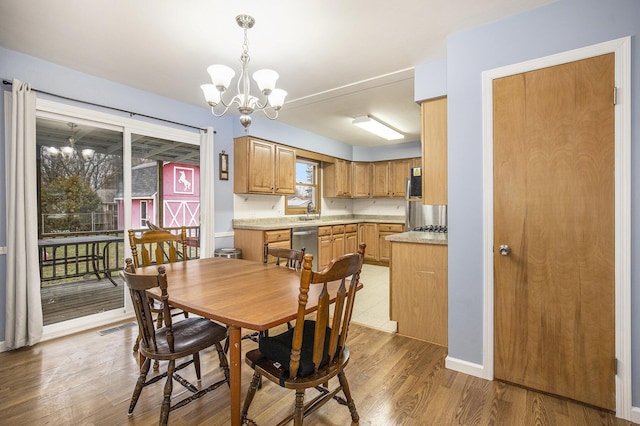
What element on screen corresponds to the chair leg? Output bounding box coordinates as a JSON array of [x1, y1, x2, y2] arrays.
[[133, 332, 140, 352], [160, 359, 175, 426], [129, 357, 151, 414], [214, 342, 230, 385], [241, 372, 261, 422], [294, 390, 305, 426], [337, 371, 359, 423], [193, 352, 201, 380]]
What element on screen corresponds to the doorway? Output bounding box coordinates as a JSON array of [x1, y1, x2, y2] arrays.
[[481, 37, 631, 417]]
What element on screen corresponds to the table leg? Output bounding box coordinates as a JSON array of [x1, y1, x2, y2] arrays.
[[228, 325, 242, 426], [102, 242, 118, 286]]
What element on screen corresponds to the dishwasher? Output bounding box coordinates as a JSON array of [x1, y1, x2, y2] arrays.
[[291, 226, 318, 270]]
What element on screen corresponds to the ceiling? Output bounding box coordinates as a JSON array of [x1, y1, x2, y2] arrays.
[[0, 0, 554, 147]]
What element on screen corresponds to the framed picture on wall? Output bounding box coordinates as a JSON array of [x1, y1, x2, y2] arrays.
[[219, 151, 229, 180]]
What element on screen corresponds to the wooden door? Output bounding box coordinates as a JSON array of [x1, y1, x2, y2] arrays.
[[493, 54, 615, 410]]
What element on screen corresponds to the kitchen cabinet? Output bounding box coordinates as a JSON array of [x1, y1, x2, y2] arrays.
[[371, 159, 412, 198], [390, 158, 412, 198], [323, 158, 352, 197], [390, 242, 447, 346], [317, 226, 333, 270], [233, 228, 291, 262], [317, 224, 347, 270], [345, 224, 358, 254], [234, 136, 296, 195], [352, 162, 371, 198], [371, 161, 390, 197], [421, 97, 447, 204], [357, 223, 378, 261], [377, 223, 405, 262]]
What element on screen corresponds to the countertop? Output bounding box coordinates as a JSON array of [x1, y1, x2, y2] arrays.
[[233, 215, 405, 231], [385, 231, 448, 245]]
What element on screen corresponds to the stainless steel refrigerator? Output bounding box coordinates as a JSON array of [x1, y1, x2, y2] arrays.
[[405, 167, 447, 231]]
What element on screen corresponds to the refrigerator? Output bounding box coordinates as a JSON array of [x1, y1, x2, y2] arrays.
[[405, 167, 447, 231]]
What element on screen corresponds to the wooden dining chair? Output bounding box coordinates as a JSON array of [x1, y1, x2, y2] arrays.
[[241, 243, 366, 426], [240, 243, 307, 345], [128, 227, 189, 366], [263, 242, 306, 270], [120, 259, 229, 426]]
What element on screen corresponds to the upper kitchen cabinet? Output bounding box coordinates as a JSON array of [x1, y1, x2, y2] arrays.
[[421, 97, 448, 204], [352, 162, 371, 198], [323, 158, 352, 198], [234, 136, 295, 195], [371, 159, 413, 198]]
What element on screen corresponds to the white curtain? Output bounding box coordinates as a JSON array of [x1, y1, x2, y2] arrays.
[[4, 79, 42, 349], [198, 127, 216, 258]]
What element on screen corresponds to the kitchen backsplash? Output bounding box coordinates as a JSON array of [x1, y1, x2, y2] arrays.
[[233, 194, 404, 219]]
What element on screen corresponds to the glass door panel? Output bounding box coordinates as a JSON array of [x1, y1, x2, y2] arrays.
[[36, 116, 124, 325], [129, 133, 201, 260]]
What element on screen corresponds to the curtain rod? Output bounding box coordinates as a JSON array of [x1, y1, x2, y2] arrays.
[[2, 79, 213, 133]]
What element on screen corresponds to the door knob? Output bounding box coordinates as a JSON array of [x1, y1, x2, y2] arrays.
[[498, 244, 511, 256]]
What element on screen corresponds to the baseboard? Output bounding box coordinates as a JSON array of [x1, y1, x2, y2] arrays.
[[0, 341, 6, 352], [631, 406, 640, 423], [445, 355, 488, 379], [0, 246, 6, 255]]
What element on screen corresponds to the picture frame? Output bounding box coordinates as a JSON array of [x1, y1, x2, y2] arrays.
[[219, 151, 229, 180]]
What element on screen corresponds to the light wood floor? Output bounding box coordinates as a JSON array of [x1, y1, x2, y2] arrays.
[[0, 320, 635, 426]]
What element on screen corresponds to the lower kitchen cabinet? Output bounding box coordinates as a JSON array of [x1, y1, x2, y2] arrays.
[[317, 224, 347, 270], [345, 224, 358, 253], [233, 228, 291, 262], [357, 223, 378, 262], [377, 223, 404, 262], [390, 242, 447, 346]]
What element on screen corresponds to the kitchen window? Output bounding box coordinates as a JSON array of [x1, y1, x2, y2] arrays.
[[285, 158, 319, 215]]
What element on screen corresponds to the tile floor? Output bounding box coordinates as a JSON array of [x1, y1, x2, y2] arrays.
[[350, 264, 397, 333]]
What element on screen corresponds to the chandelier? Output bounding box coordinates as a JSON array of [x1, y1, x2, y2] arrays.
[[200, 14, 287, 129], [46, 122, 94, 160]]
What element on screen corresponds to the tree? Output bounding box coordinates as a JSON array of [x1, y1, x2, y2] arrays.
[[41, 176, 103, 232]]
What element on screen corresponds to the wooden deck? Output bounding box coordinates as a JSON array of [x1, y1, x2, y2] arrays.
[[41, 276, 124, 326]]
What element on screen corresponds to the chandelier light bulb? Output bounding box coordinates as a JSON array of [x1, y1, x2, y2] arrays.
[[252, 69, 279, 95]]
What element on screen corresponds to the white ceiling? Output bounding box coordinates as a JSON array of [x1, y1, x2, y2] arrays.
[[0, 0, 554, 147]]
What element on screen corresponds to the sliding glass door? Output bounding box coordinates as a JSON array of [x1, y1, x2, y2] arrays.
[[35, 100, 204, 329], [36, 116, 125, 325]]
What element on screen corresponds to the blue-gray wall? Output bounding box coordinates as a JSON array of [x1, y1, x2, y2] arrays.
[[415, 0, 639, 407], [0, 46, 416, 342]]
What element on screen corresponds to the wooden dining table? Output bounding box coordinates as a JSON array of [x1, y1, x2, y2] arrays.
[[138, 256, 348, 426]]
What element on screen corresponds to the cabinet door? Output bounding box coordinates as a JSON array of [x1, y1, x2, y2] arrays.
[[345, 232, 357, 254], [331, 225, 345, 260], [378, 232, 393, 261], [352, 162, 371, 198], [248, 139, 275, 193], [317, 235, 333, 270], [371, 161, 390, 197], [390, 159, 412, 197], [421, 97, 447, 204], [358, 223, 377, 260], [337, 159, 352, 197], [275, 145, 296, 194], [323, 159, 351, 198]]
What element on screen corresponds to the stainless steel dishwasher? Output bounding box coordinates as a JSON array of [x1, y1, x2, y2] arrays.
[[291, 226, 318, 270]]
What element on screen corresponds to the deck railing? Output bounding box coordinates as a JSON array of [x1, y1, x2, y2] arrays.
[[38, 226, 200, 285]]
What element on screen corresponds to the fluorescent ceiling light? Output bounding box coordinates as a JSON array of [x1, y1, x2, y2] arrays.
[[352, 116, 404, 140]]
